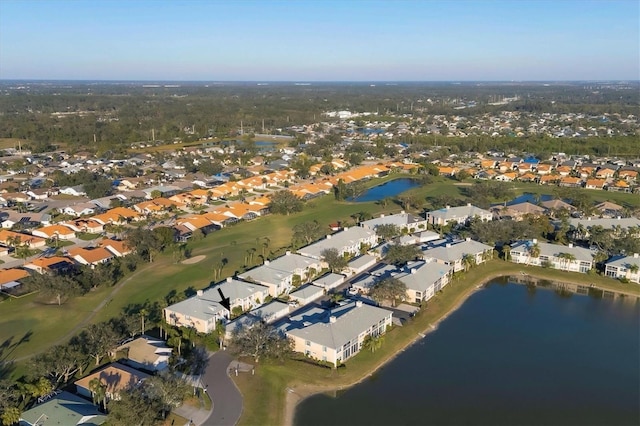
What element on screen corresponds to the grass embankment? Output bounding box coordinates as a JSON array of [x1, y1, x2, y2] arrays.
[[232, 259, 640, 426]]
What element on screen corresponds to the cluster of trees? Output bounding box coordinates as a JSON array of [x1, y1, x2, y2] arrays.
[[268, 190, 304, 216], [50, 169, 114, 199], [25, 259, 129, 305], [333, 179, 366, 201]]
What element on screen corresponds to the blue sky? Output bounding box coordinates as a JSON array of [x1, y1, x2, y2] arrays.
[[0, 0, 638, 81]]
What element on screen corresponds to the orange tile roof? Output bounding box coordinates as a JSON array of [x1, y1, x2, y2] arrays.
[[68, 246, 113, 264], [586, 179, 606, 187], [176, 215, 212, 230], [26, 256, 74, 270], [99, 238, 132, 255], [0, 229, 46, 246], [0, 268, 29, 285], [34, 225, 75, 238]]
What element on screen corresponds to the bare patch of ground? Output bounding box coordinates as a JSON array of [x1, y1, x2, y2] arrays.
[[182, 255, 206, 264]]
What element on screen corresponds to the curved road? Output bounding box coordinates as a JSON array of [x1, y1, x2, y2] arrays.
[[202, 351, 243, 426]]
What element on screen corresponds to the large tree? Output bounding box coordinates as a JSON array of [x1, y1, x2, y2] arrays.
[[146, 371, 190, 419], [268, 190, 304, 216], [376, 224, 401, 242], [230, 322, 292, 363], [384, 244, 422, 266], [292, 220, 325, 247], [321, 248, 348, 273], [369, 277, 407, 307], [107, 384, 162, 426]]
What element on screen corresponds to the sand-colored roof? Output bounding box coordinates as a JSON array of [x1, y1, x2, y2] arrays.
[[75, 363, 149, 395]]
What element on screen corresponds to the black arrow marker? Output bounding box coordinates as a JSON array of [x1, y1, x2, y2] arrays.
[[218, 288, 231, 311]]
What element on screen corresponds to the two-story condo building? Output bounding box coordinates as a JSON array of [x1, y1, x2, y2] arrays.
[[361, 212, 429, 234], [426, 204, 492, 227], [394, 261, 453, 303], [297, 227, 377, 260], [422, 239, 494, 272], [285, 301, 392, 367], [605, 253, 640, 284], [163, 278, 269, 333], [510, 240, 593, 273], [238, 252, 322, 297]]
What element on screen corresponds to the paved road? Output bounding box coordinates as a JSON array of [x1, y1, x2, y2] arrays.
[[201, 351, 243, 426]]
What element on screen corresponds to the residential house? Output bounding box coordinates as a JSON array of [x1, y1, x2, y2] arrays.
[[493, 202, 546, 221], [59, 185, 86, 196], [31, 224, 76, 240], [605, 253, 640, 284], [285, 301, 393, 367], [61, 219, 104, 234], [19, 391, 106, 426], [92, 207, 142, 225], [585, 179, 606, 190], [75, 363, 150, 402], [239, 252, 323, 296], [67, 246, 114, 267], [24, 256, 75, 275], [426, 204, 492, 227], [99, 238, 133, 257], [62, 202, 96, 217], [509, 240, 593, 273], [0, 229, 46, 248], [113, 335, 172, 372], [0, 268, 30, 290]]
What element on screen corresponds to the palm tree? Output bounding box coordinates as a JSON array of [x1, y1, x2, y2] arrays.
[[140, 308, 148, 335], [462, 253, 476, 272], [89, 377, 108, 412], [556, 252, 576, 271], [527, 243, 540, 265], [627, 263, 639, 280]]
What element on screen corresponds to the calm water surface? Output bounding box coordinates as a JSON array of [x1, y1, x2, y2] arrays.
[[349, 178, 421, 202], [294, 281, 640, 426]]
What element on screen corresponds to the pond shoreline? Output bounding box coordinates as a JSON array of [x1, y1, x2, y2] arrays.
[[282, 270, 638, 426]]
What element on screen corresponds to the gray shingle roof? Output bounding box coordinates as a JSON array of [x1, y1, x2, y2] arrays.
[[286, 302, 392, 350], [361, 212, 425, 229], [568, 217, 640, 230], [238, 253, 319, 286], [606, 254, 640, 269], [426, 204, 491, 221], [297, 227, 376, 259], [395, 261, 452, 292], [423, 240, 493, 262]]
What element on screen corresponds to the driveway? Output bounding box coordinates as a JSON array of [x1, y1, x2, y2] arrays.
[[201, 351, 243, 426]]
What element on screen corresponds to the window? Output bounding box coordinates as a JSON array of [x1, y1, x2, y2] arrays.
[[305, 340, 311, 346], [323, 346, 327, 352]]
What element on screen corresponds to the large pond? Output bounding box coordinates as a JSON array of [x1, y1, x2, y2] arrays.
[[349, 178, 421, 202], [294, 280, 640, 426]]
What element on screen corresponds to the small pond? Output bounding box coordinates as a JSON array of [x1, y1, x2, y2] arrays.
[[349, 178, 421, 202]]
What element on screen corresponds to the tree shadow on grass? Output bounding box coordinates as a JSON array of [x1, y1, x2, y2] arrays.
[[0, 331, 32, 378]]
